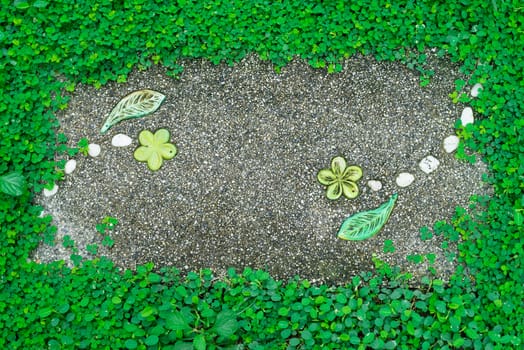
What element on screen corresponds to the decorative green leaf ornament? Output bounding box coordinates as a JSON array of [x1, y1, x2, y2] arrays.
[[317, 156, 362, 199], [338, 193, 398, 241], [134, 129, 177, 171], [100, 89, 165, 134], [0, 171, 26, 196]]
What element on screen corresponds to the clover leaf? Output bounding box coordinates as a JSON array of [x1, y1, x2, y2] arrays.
[[134, 129, 177, 171], [317, 156, 362, 200]]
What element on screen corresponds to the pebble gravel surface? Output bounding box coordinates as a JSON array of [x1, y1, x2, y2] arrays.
[[33, 53, 491, 285]]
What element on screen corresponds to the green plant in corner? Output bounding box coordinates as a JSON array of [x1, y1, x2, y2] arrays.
[[134, 129, 177, 171], [317, 156, 362, 199], [96, 216, 118, 248], [77, 138, 89, 156], [338, 194, 397, 241]]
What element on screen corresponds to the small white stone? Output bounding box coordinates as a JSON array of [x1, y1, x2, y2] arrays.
[[111, 134, 132, 147], [419, 155, 440, 174], [396, 172, 414, 188], [461, 107, 474, 126], [471, 83, 483, 97], [43, 183, 58, 197], [443, 135, 460, 153], [64, 159, 77, 174], [367, 180, 382, 192], [88, 143, 101, 157]]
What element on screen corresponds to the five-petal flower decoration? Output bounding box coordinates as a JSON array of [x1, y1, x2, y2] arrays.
[[134, 128, 177, 171], [317, 156, 363, 200]]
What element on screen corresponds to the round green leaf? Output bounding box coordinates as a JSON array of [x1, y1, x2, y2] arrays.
[[326, 182, 343, 200], [138, 130, 155, 146], [343, 165, 363, 182], [134, 146, 153, 162], [341, 180, 359, 199], [330, 156, 346, 176], [124, 339, 137, 349], [145, 335, 159, 346], [147, 152, 163, 171], [159, 143, 177, 159], [154, 128, 170, 144], [317, 169, 336, 185]]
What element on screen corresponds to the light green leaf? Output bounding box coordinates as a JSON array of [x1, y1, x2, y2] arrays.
[[317, 169, 336, 185], [338, 194, 398, 241], [326, 182, 342, 200], [147, 152, 163, 171], [341, 180, 359, 199], [100, 89, 165, 134], [133, 146, 153, 162], [159, 143, 177, 159], [173, 342, 194, 350], [213, 310, 239, 338], [193, 334, 206, 350], [0, 172, 26, 196], [331, 156, 346, 176], [343, 165, 363, 182], [162, 311, 191, 331]]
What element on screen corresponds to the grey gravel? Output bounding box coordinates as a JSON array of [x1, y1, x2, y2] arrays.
[[33, 53, 491, 285]]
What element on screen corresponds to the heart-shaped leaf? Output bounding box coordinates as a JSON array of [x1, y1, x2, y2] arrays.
[[100, 89, 165, 134], [338, 194, 397, 241], [0, 172, 26, 196]]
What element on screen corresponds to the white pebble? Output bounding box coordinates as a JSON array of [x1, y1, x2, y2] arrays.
[[111, 134, 132, 147], [396, 172, 414, 188], [471, 83, 483, 97], [419, 156, 440, 174], [43, 183, 58, 197], [461, 107, 474, 126], [64, 159, 77, 174], [88, 143, 101, 157], [443, 135, 460, 153], [367, 180, 382, 192]]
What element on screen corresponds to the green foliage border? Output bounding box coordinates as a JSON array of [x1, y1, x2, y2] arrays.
[[1, 0, 522, 348]]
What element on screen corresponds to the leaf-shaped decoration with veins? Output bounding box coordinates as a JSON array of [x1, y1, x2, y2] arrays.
[[100, 89, 165, 134], [337, 193, 398, 241], [0, 172, 26, 196]]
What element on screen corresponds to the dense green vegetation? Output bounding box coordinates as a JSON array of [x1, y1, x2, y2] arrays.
[[1, 0, 522, 348]]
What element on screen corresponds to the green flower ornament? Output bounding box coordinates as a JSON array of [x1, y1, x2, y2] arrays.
[[317, 156, 363, 200], [134, 128, 177, 171]]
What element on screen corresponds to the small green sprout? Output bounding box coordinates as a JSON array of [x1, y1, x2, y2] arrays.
[[133, 128, 177, 171], [317, 156, 362, 200]]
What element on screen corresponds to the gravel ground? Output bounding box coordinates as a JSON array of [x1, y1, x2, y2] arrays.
[[33, 53, 491, 285]]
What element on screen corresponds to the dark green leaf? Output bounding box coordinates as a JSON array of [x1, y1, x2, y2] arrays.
[[145, 335, 159, 346]]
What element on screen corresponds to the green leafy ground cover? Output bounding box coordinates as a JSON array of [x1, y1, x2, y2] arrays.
[[1, 0, 522, 348]]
